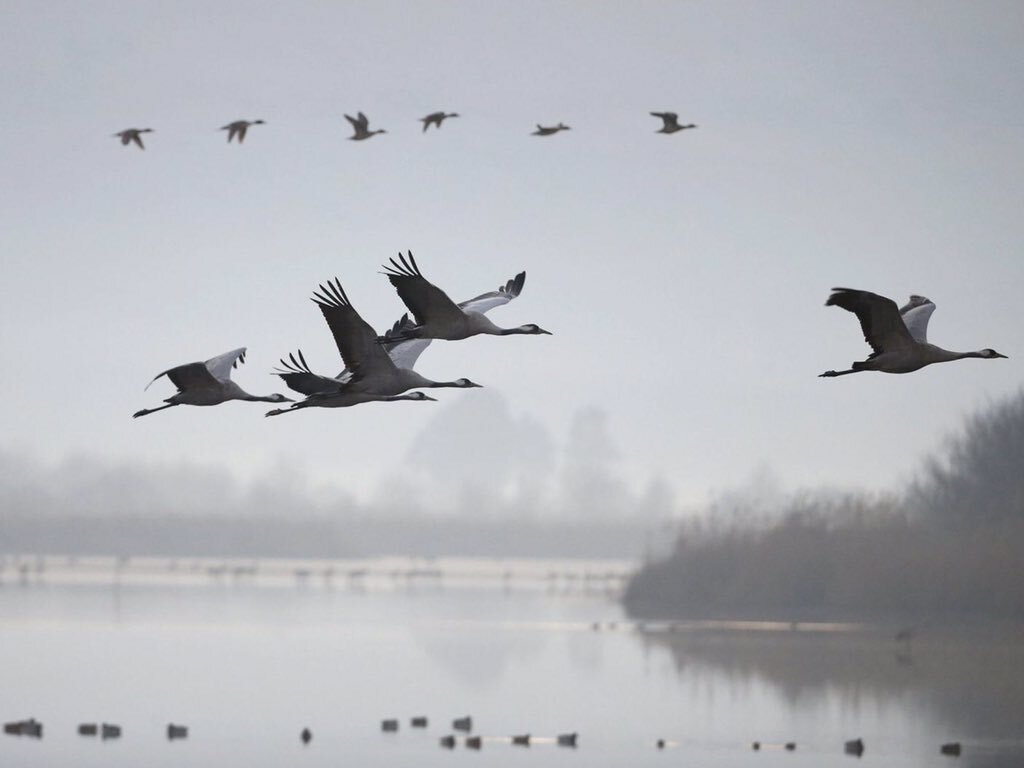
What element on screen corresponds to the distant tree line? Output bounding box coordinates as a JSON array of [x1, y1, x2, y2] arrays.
[[624, 390, 1024, 623]]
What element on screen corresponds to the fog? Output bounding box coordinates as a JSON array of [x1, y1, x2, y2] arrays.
[[0, 391, 672, 559]]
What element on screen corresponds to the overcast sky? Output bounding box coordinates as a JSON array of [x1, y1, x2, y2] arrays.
[[3, 1, 1023, 514]]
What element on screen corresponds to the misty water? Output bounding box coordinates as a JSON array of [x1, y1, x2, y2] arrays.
[[1, 557, 1022, 768]]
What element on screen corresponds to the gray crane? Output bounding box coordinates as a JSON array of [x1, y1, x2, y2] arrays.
[[820, 288, 1006, 377], [133, 348, 291, 418], [381, 252, 551, 342]]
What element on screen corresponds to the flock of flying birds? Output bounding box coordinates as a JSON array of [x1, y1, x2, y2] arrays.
[[133, 250, 1008, 421], [123, 108, 1007, 419], [113, 111, 697, 149], [132, 252, 551, 419]]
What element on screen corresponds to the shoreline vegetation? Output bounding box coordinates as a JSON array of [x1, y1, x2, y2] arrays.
[[624, 389, 1024, 625]]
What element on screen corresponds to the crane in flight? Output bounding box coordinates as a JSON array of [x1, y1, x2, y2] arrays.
[[380, 252, 551, 342], [819, 288, 1006, 377], [133, 348, 292, 418]]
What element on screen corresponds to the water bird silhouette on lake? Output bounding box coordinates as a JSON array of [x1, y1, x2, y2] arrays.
[[819, 288, 1006, 377], [421, 111, 459, 131], [133, 347, 292, 418], [532, 122, 570, 136], [114, 128, 153, 149], [220, 119, 265, 143], [380, 252, 551, 342], [650, 112, 696, 133], [345, 111, 386, 140], [4, 718, 42, 738]]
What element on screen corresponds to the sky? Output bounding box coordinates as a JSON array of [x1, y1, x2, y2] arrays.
[[2, 1, 1023, 517]]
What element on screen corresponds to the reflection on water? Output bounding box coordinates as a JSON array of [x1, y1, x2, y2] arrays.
[[0, 557, 1022, 768], [640, 624, 1024, 768]]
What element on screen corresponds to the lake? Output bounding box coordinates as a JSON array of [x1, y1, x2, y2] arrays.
[[1, 556, 1022, 767]]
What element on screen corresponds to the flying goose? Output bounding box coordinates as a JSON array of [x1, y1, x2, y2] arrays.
[[819, 288, 1006, 377], [345, 112, 386, 140], [420, 111, 459, 131], [133, 347, 292, 418], [220, 119, 265, 143], [532, 123, 570, 136], [380, 252, 551, 342], [114, 128, 153, 149], [650, 112, 696, 134]]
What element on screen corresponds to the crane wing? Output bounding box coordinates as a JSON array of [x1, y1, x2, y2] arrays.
[[458, 271, 526, 315], [381, 251, 464, 326], [311, 278, 397, 379], [380, 314, 433, 370], [825, 288, 915, 354], [145, 361, 218, 392], [274, 350, 347, 396], [898, 295, 936, 344], [204, 347, 247, 382]]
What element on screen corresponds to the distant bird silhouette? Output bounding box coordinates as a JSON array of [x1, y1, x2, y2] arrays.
[[4, 718, 42, 738], [421, 111, 459, 131], [650, 112, 696, 133], [220, 119, 265, 143], [844, 738, 865, 757], [820, 288, 1006, 377], [452, 716, 473, 732], [532, 123, 570, 136], [301, 727, 312, 745], [345, 111, 386, 140], [114, 128, 153, 149], [133, 347, 292, 418], [381, 252, 551, 342]]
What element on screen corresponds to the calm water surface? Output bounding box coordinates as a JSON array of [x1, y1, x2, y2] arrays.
[[1, 557, 1022, 767]]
